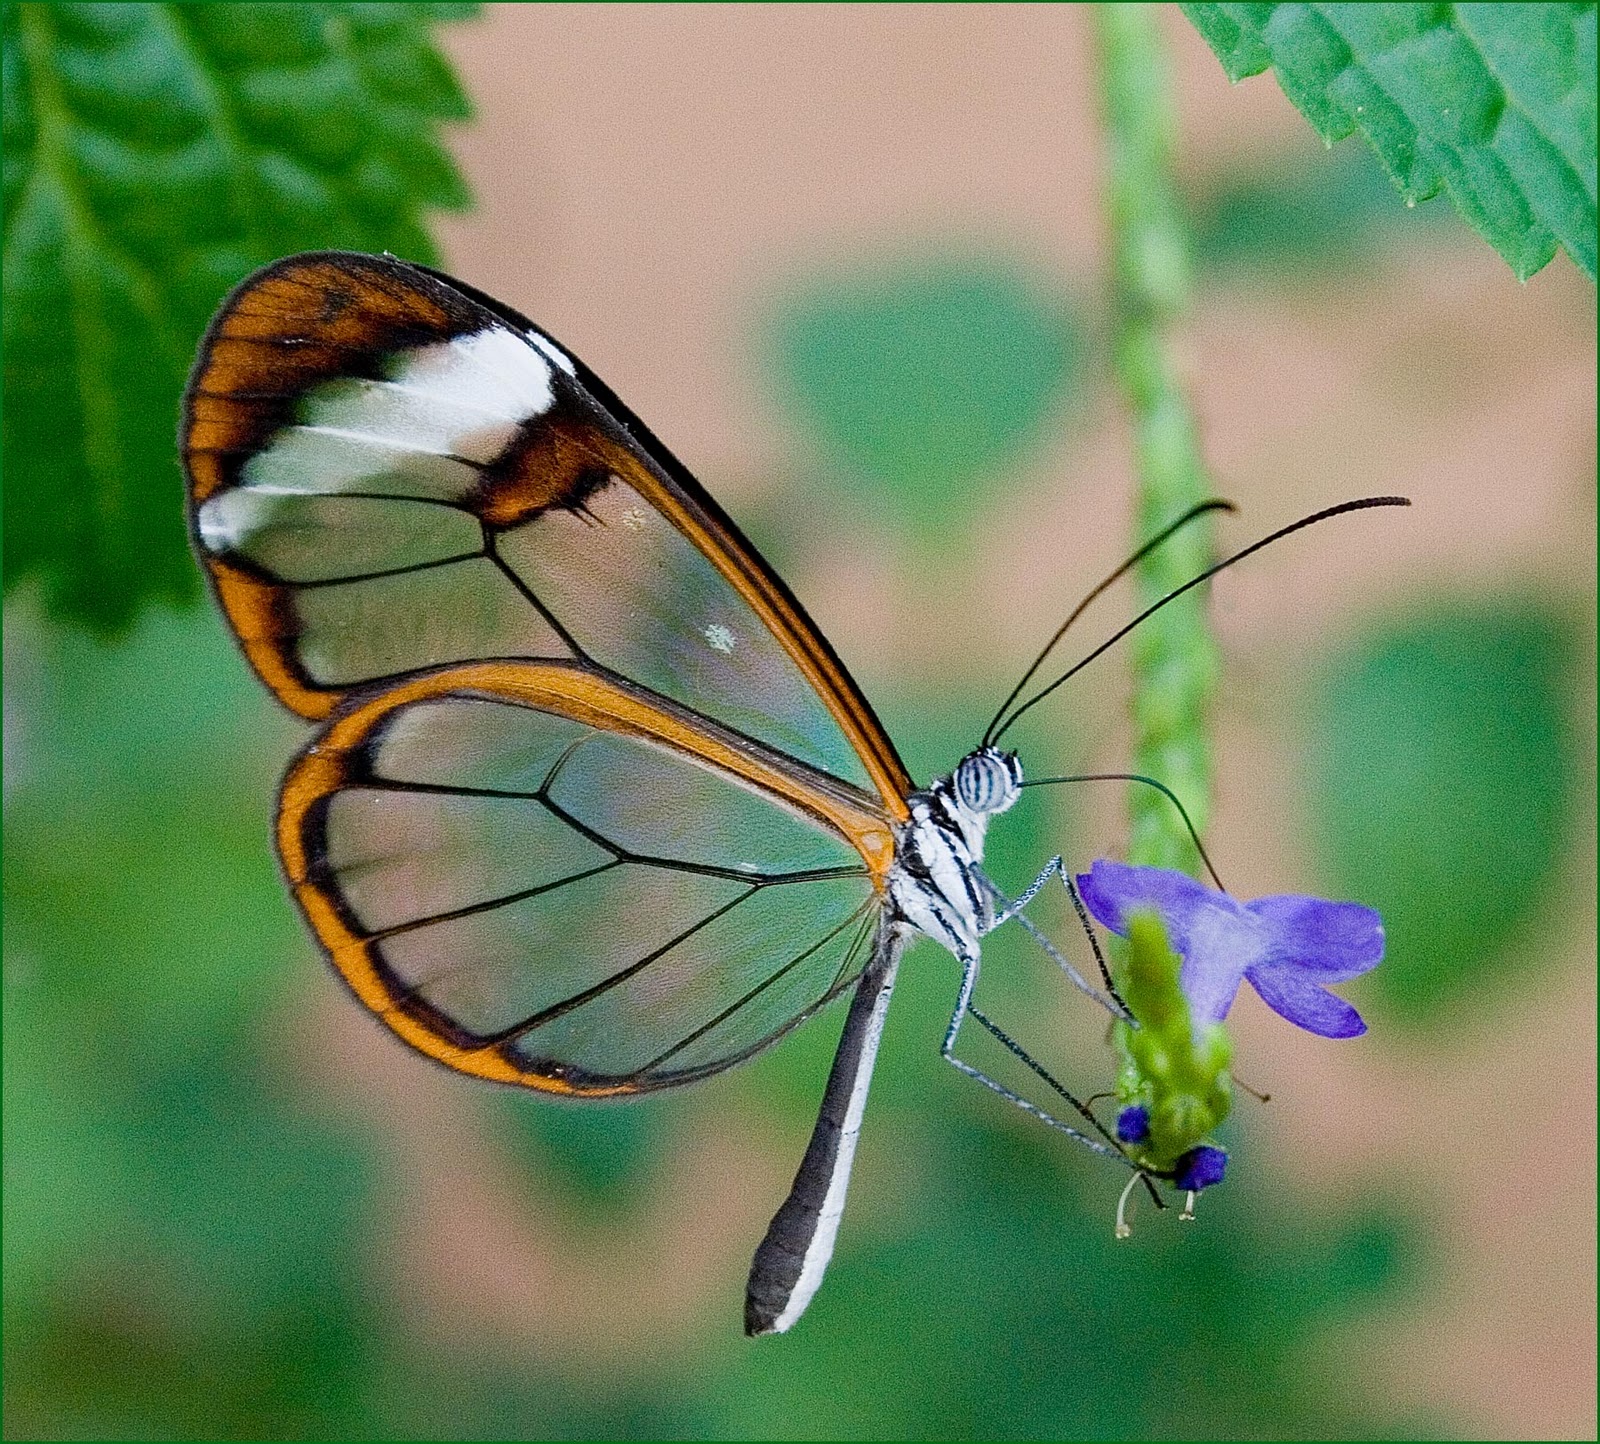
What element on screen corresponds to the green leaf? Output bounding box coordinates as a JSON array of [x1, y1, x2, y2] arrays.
[[1180, 3, 1597, 281], [763, 252, 1087, 541], [2, 2, 477, 630], [1306, 599, 1580, 1022]]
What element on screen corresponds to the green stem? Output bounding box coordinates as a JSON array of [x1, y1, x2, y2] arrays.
[[1096, 2, 1218, 878], [1095, 4, 1231, 1168]]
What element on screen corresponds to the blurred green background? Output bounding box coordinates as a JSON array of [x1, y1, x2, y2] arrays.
[[5, 6, 1594, 1440]]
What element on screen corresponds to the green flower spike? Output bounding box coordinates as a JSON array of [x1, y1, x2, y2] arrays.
[[1114, 910, 1234, 1176]]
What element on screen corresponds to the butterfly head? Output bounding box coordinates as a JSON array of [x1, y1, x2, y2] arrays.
[[952, 745, 1023, 818]]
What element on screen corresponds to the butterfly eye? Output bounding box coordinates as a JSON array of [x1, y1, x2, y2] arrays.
[[954, 750, 1018, 815]]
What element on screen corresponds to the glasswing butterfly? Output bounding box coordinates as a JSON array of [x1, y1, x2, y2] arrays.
[[181, 251, 1406, 1335]]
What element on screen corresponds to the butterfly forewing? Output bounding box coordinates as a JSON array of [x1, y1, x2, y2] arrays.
[[184, 252, 909, 807]]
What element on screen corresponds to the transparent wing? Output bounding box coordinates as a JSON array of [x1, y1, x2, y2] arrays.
[[183, 251, 911, 812], [279, 662, 889, 1092]]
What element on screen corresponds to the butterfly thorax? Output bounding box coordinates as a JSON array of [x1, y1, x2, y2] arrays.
[[888, 747, 1022, 957]]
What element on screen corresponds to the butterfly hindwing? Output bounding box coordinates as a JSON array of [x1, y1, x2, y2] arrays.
[[277, 660, 890, 1091]]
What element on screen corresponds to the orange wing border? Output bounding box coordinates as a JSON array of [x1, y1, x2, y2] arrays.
[[277, 659, 897, 1094]]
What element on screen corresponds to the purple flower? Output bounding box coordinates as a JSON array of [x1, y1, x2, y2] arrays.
[[1174, 1145, 1228, 1192], [1115, 1105, 1151, 1144], [1075, 861, 1384, 1039]]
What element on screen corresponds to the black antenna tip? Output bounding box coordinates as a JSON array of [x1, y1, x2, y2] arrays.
[[992, 492, 1414, 742]]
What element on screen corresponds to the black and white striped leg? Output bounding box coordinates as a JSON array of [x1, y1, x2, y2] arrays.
[[966, 1002, 1166, 1209], [987, 855, 1067, 930], [941, 943, 1133, 1166], [977, 863, 1129, 1019], [964, 1004, 1126, 1154], [1061, 873, 1123, 1007]]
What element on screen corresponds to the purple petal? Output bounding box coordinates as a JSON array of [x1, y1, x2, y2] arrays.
[[1178, 902, 1265, 1024], [1245, 895, 1385, 982], [1078, 860, 1262, 1024], [1075, 860, 1221, 955], [1245, 961, 1368, 1038]]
